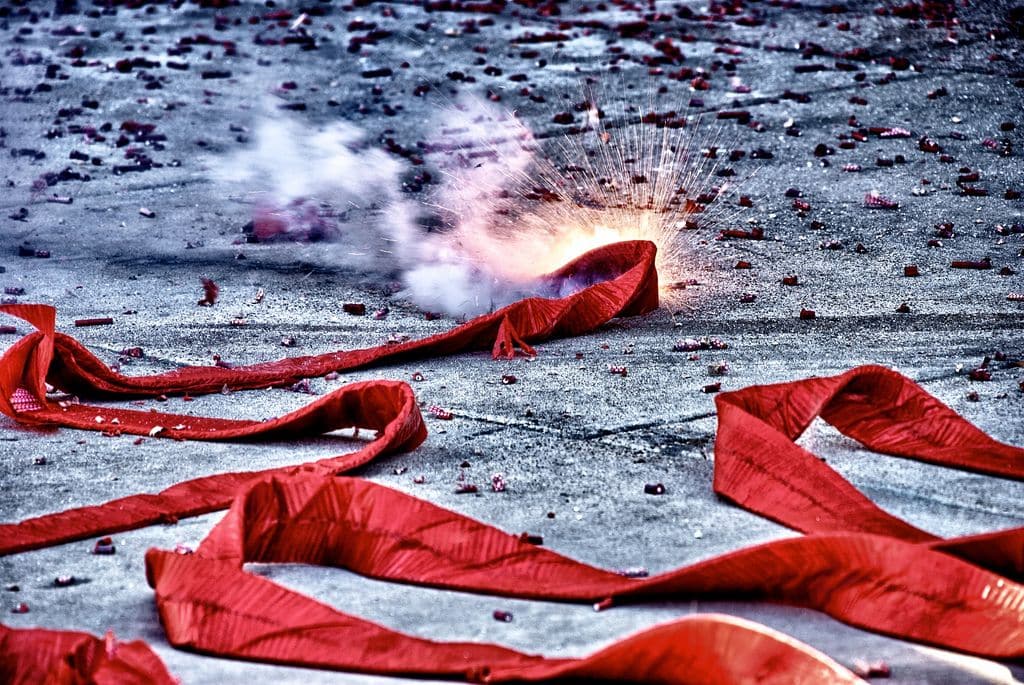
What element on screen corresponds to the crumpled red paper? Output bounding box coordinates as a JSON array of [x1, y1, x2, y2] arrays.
[[1, 240, 1023, 683], [0, 624, 175, 685], [0, 240, 656, 554]]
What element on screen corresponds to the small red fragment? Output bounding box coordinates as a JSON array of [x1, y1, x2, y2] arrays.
[[904, 265, 920, 277], [493, 610, 513, 622], [618, 567, 650, 578], [702, 382, 721, 394], [93, 537, 115, 555], [951, 258, 992, 270], [54, 575, 75, 587], [429, 405, 453, 420], [608, 365, 628, 377], [708, 361, 729, 376], [11, 602, 29, 614], [959, 185, 989, 197], [876, 127, 912, 138], [739, 293, 756, 303], [342, 303, 366, 315], [198, 278, 219, 307], [74, 317, 114, 327], [800, 308, 816, 320], [491, 473, 506, 492], [501, 374, 517, 385], [718, 227, 764, 240], [673, 337, 728, 352], [288, 379, 313, 394], [895, 303, 911, 314], [852, 659, 891, 678], [411, 371, 424, 382], [782, 275, 799, 286], [735, 260, 752, 269], [969, 368, 992, 382], [519, 532, 543, 545], [864, 192, 899, 210], [455, 484, 478, 494]]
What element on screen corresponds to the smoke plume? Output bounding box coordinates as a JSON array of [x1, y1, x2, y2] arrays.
[[211, 93, 692, 316], [212, 98, 580, 316]]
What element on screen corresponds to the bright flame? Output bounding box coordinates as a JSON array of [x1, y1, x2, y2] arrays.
[[449, 216, 666, 283], [540, 222, 651, 274]]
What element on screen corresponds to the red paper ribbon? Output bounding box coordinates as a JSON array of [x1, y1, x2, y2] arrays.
[[0, 241, 657, 554], [2, 239, 1023, 682], [0, 624, 175, 684]]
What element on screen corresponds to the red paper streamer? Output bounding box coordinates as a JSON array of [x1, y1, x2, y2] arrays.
[[0, 240, 657, 553], [2, 239, 1024, 682], [0, 624, 175, 684]]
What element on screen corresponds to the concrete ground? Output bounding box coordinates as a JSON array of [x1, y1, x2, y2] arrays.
[[1, 0, 1023, 682]]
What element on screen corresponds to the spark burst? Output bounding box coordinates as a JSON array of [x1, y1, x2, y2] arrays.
[[420, 91, 748, 308]]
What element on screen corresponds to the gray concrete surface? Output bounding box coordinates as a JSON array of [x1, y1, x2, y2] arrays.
[[1, 0, 1023, 682]]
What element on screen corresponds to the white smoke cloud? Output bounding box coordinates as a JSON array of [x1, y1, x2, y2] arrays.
[[211, 97, 566, 316], [388, 96, 551, 315], [212, 109, 404, 208]]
